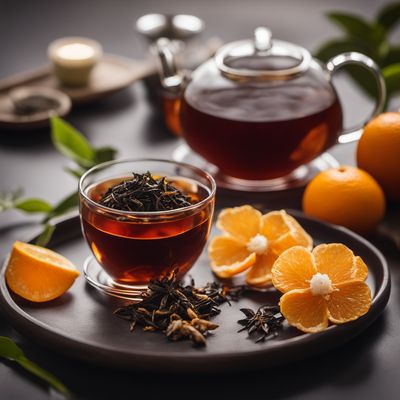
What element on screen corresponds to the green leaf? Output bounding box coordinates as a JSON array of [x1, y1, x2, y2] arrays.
[[0, 189, 23, 212], [328, 12, 373, 36], [0, 337, 70, 397], [314, 38, 385, 99], [35, 224, 56, 247], [377, 2, 400, 32], [345, 65, 382, 98], [0, 336, 25, 359], [383, 63, 400, 95], [93, 146, 117, 164], [383, 46, 400, 66], [50, 116, 95, 169], [15, 198, 53, 213], [44, 191, 79, 223], [64, 166, 86, 179], [327, 12, 385, 47], [315, 38, 372, 62]]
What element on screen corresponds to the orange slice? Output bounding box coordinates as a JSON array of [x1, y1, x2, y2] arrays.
[[326, 280, 371, 324], [271, 246, 317, 293], [280, 288, 329, 333], [354, 256, 368, 281], [261, 211, 313, 254], [208, 236, 256, 278], [5, 241, 80, 302], [313, 243, 356, 284], [246, 251, 277, 287], [216, 205, 262, 245]]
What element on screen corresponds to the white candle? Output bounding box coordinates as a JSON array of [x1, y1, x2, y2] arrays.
[[56, 43, 96, 61], [48, 37, 102, 87]]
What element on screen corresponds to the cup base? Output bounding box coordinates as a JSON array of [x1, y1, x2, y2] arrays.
[[173, 143, 339, 192], [83, 256, 146, 301]]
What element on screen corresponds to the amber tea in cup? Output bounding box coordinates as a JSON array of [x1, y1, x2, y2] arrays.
[[79, 159, 216, 288]]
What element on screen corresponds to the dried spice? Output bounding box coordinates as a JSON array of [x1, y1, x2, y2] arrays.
[[115, 271, 245, 346], [13, 95, 60, 116], [99, 171, 193, 212], [238, 305, 285, 342]]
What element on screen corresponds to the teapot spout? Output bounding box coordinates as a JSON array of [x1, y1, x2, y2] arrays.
[[156, 38, 184, 94]]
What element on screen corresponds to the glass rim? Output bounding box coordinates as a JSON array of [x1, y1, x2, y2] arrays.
[[78, 158, 217, 217]]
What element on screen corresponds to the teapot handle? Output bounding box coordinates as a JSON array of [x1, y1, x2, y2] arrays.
[[326, 52, 386, 144]]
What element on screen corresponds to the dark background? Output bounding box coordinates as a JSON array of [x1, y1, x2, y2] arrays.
[[1, 0, 400, 399]]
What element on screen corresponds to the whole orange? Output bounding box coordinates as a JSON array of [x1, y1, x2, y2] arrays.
[[303, 166, 385, 234], [357, 112, 400, 202]]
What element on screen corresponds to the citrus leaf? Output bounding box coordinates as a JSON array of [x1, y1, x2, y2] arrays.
[[44, 192, 79, 222], [0, 336, 25, 360], [377, 2, 400, 32], [93, 146, 117, 164], [328, 12, 374, 36], [35, 224, 56, 247], [15, 198, 53, 213], [327, 12, 385, 46], [0, 337, 70, 397], [50, 117, 95, 169], [0, 190, 24, 212], [64, 166, 86, 179], [314, 38, 372, 62], [383, 63, 400, 95], [383, 46, 400, 66], [17, 357, 69, 397]]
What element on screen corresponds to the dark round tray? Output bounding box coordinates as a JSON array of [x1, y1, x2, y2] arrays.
[[0, 211, 390, 372]]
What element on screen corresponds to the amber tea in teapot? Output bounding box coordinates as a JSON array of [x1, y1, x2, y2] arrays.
[[157, 28, 385, 183], [181, 60, 342, 180]]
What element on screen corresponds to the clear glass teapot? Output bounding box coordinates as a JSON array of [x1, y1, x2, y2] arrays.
[[157, 27, 386, 182]]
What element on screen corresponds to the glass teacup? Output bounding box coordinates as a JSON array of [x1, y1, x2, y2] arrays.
[[79, 159, 216, 295]]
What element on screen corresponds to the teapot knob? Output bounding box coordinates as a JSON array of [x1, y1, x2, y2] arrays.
[[254, 27, 272, 52]]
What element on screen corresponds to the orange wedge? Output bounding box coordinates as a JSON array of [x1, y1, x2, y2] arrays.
[[280, 288, 329, 333], [209, 236, 256, 278], [5, 241, 80, 302]]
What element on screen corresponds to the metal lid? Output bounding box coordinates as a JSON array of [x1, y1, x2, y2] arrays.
[[214, 27, 311, 80]]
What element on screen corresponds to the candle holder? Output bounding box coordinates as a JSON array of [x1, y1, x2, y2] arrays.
[[48, 37, 102, 87]]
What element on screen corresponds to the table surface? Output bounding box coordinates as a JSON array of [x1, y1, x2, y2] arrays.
[[1, 0, 400, 399]]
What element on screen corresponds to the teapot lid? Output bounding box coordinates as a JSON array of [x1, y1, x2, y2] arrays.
[[215, 27, 311, 80]]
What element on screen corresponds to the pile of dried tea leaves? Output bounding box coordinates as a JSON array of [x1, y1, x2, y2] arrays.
[[115, 272, 245, 346], [99, 171, 193, 212], [238, 305, 285, 342]]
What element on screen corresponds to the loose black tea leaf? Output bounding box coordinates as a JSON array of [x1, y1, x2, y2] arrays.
[[13, 95, 60, 116], [238, 305, 285, 342], [99, 171, 193, 212], [115, 271, 245, 346]]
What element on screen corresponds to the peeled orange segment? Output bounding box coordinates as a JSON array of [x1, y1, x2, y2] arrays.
[[354, 256, 368, 281], [260, 211, 313, 253], [210, 252, 256, 279], [260, 211, 290, 241], [216, 205, 262, 245], [313, 243, 355, 285], [280, 288, 329, 333], [209, 236, 251, 267], [5, 241, 80, 303], [327, 280, 371, 324], [246, 251, 277, 287], [272, 246, 317, 293], [284, 214, 313, 250]]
